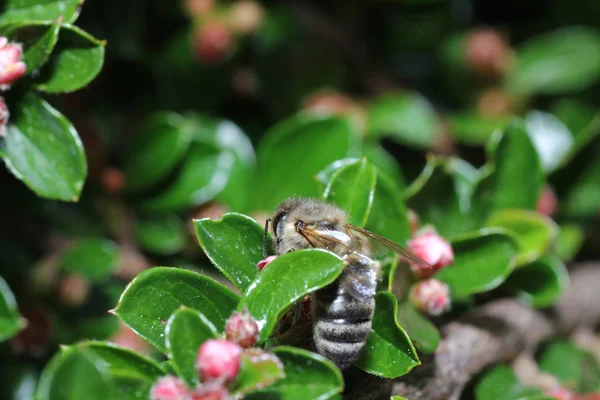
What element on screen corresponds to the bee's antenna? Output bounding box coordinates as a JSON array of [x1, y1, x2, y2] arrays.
[[263, 218, 271, 258]]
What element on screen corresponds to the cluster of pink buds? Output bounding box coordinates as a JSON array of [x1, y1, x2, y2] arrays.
[[0, 37, 26, 138], [407, 231, 454, 279], [257, 255, 277, 270], [409, 278, 451, 316], [151, 311, 261, 400]]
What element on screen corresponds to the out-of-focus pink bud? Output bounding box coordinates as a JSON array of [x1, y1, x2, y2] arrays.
[[150, 375, 191, 400], [257, 255, 277, 271], [545, 387, 576, 400], [0, 37, 26, 90], [57, 274, 90, 307], [0, 96, 8, 137], [407, 209, 420, 235], [407, 231, 454, 278], [196, 339, 242, 382], [225, 309, 259, 348], [229, 0, 264, 35], [193, 22, 234, 65], [537, 185, 558, 217], [102, 167, 125, 194], [191, 382, 233, 400], [302, 90, 355, 116], [477, 88, 513, 118], [465, 28, 513, 78], [109, 323, 150, 355], [409, 278, 451, 316], [184, 0, 214, 16]]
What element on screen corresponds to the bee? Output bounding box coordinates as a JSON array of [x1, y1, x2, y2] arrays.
[[265, 197, 430, 369]]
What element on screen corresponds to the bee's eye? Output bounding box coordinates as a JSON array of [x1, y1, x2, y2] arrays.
[[272, 211, 287, 238]]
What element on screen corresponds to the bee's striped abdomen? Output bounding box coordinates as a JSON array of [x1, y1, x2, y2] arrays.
[[313, 281, 375, 369]]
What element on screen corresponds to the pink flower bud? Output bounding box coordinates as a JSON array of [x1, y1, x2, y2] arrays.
[[193, 22, 234, 65], [150, 376, 190, 400], [225, 309, 259, 348], [257, 255, 277, 270], [57, 274, 90, 307], [545, 387, 575, 400], [536, 185, 558, 217], [0, 96, 8, 137], [229, 0, 264, 35], [410, 279, 451, 316], [407, 231, 454, 278], [196, 339, 242, 382], [191, 382, 233, 400], [0, 37, 26, 90]]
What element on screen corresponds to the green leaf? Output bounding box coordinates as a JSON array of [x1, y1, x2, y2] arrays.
[[475, 365, 543, 400], [232, 349, 285, 396], [366, 171, 411, 246], [355, 292, 420, 378], [245, 346, 343, 400], [436, 229, 519, 299], [552, 98, 600, 158], [123, 112, 193, 192], [539, 341, 600, 393], [59, 238, 119, 282], [114, 267, 239, 352], [406, 156, 478, 237], [554, 224, 584, 262], [253, 114, 360, 211], [0, 20, 61, 73], [36, 349, 113, 400], [507, 27, 600, 95], [315, 158, 359, 191], [485, 210, 558, 266], [165, 307, 218, 386], [366, 92, 442, 149], [323, 157, 377, 227], [69, 341, 166, 400], [0, 91, 86, 201], [391, 397, 408, 400], [0, 0, 81, 23], [524, 111, 573, 174], [504, 256, 568, 308], [194, 213, 262, 293], [562, 146, 600, 218], [238, 249, 345, 342], [471, 121, 544, 224], [362, 143, 406, 190], [396, 300, 440, 353], [0, 276, 24, 342], [448, 112, 509, 145], [33, 24, 105, 93], [134, 215, 186, 255]]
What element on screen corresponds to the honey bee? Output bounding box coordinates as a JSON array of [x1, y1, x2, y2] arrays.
[[266, 197, 430, 369]]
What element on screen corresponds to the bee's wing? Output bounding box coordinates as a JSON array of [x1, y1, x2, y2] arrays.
[[297, 226, 352, 252], [346, 224, 431, 268], [338, 254, 379, 302]]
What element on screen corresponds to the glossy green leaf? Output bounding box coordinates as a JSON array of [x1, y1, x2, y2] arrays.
[[315, 158, 359, 190], [366, 171, 411, 246], [194, 213, 262, 293], [253, 114, 360, 211], [562, 147, 600, 218], [554, 224, 584, 262], [114, 267, 239, 352], [69, 341, 165, 400], [245, 346, 343, 400], [486, 210, 558, 266], [0, 0, 80, 23], [134, 215, 186, 255], [238, 249, 345, 342], [552, 98, 600, 158], [165, 307, 218, 386], [396, 300, 440, 353], [362, 143, 406, 190], [505, 256, 568, 308], [124, 112, 193, 192], [366, 92, 442, 149], [406, 156, 478, 237], [524, 111, 573, 174], [0, 91, 86, 201], [232, 349, 285, 395], [323, 157, 377, 227], [436, 229, 519, 299], [471, 121, 544, 224], [0, 277, 24, 342], [0, 20, 61, 73], [507, 27, 600, 95], [140, 143, 228, 212], [539, 341, 600, 393], [448, 112, 509, 145], [355, 292, 420, 378], [36, 349, 113, 400], [33, 24, 105, 93], [59, 238, 119, 282], [475, 365, 543, 400]]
